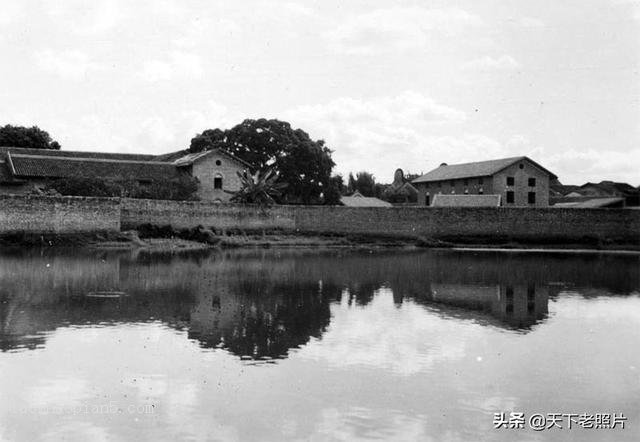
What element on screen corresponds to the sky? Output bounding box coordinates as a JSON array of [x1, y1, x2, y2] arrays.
[[0, 0, 638, 185]]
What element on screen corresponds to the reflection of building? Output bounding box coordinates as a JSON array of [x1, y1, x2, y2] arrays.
[[1, 248, 638, 356], [418, 283, 549, 330]]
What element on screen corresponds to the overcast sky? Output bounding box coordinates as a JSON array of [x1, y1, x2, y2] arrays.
[[1, 0, 638, 184]]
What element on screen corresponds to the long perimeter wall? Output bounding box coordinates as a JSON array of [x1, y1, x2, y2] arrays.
[[1, 195, 638, 243], [120, 198, 640, 242]]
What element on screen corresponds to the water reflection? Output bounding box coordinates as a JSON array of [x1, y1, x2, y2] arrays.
[[0, 249, 638, 359]]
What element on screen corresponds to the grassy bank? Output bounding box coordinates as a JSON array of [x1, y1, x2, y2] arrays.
[[1, 224, 639, 252]]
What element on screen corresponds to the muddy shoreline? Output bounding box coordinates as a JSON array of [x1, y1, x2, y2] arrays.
[[1, 227, 639, 253]]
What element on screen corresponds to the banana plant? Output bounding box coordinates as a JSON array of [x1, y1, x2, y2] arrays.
[[227, 168, 288, 206]]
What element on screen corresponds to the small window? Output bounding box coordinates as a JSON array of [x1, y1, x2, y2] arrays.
[[506, 287, 514, 299], [425, 195, 430, 205], [506, 176, 515, 186], [215, 160, 222, 166], [528, 177, 536, 187], [519, 163, 524, 169], [478, 177, 484, 185], [506, 191, 515, 203], [528, 192, 536, 204], [214, 175, 223, 189]]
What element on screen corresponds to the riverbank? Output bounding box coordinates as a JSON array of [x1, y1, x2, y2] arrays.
[[1, 227, 639, 253]]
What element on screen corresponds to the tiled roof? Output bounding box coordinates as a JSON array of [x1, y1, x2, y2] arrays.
[[553, 197, 625, 208], [580, 181, 639, 196], [431, 194, 501, 207], [0, 146, 156, 161], [340, 192, 392, 207], [412, 156, 557, 183], [8, 153, 181, 181]]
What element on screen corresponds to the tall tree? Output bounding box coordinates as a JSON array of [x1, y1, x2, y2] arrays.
[[347, 173, 356, 194], [354, 171, 377, 197], [323, 174, 345, 205], [190, 119, 335, 204], [0, 125, 61, 149]]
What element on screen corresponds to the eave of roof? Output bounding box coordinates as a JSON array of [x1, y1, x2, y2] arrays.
[[173, 148, 252, 168], [9, 153, 180, 181]]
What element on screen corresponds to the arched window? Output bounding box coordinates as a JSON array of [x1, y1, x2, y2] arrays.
[[214, 173, 223, 189]]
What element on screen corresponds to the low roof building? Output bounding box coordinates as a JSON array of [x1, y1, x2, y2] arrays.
[[340, 191, 392, 208]]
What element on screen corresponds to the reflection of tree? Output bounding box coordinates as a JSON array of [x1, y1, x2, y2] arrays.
[[188, 280, 341, 359]]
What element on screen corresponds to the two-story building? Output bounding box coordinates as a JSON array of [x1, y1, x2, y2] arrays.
[[412, 156, 557, 207]]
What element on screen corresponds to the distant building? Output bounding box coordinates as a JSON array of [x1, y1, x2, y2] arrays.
[[340, 191, 393, 207], [0, 147, 250, 202], [412, 156, 557, 207], [578, 181, 639, 206]]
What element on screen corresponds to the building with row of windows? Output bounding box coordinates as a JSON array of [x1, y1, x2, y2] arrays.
[[411, 156, 557, 207]]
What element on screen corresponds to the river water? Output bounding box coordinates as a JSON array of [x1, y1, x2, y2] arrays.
[[0, 248, 639, 441]]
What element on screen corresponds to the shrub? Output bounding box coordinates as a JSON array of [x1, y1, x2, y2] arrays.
[[46, 175, 200, 201]]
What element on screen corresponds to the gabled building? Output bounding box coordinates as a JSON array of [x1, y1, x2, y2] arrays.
[[0, 146, 250, 202], [412, 156, 557, 207], [578, 181, 640, 206]]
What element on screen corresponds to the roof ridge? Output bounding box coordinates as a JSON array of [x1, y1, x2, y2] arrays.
[[11, 153, 175, 166]]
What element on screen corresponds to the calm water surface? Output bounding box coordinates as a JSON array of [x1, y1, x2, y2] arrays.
[[0, 248, 639, 441]]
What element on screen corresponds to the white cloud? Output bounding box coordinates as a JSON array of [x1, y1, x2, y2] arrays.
[[325, 7, 483, 54], [546, 148, 640, 185], [33, 49, 104, 80], [462, 55, 521, 71], [44, 0, 128, 35], [299, 289, 475, 376], [0, 0, 24, 26], [284, 91, 512, 179], [139, 52, 204, 82], [511, 17, 545, 28]]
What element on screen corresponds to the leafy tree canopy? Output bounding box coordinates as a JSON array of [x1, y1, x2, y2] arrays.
[[353, 171, 377, 197], [190, 119, 335, 204], [0, 125, 61, 150]]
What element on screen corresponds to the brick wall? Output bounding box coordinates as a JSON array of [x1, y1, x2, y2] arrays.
[[122, 198, 640, 243], [120, 198, 295, 231], [1, 195, 638, 243], [0, 195, 120, 234]]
